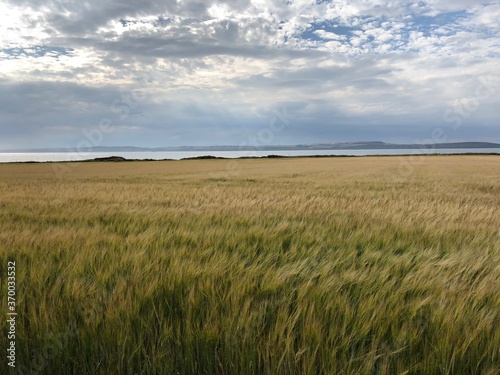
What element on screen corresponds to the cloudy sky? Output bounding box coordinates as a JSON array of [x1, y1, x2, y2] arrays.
[[1, 0, 499, 149]]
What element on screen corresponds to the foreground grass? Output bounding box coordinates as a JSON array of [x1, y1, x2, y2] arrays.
[[0, 156, 499, 374]]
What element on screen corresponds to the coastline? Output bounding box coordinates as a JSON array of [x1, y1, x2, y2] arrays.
[[0, 152, 499, 164]]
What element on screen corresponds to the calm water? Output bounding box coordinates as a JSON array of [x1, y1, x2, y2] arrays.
[[0, 149, 499, 163]]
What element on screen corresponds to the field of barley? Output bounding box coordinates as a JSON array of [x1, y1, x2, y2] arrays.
[[1, 155, 499, 374]]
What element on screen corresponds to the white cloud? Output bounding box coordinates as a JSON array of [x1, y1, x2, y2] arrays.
[[466, 3, 500, 29], [314, 30, 347, 41]]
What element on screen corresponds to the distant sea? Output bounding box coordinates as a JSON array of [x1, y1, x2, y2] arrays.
[[0, 149, 499, 163]]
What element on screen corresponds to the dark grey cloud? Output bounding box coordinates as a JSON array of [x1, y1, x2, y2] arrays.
[[7, 0, 203, 34], [0, 80, 127, 143], [95, 35, 326, 60]]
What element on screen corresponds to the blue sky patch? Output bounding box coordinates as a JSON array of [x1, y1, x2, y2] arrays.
[[0, 46, 74, 59], [297, 9, 473, 54], [411, 10, 468, 36], [301, 21, 360, 41]]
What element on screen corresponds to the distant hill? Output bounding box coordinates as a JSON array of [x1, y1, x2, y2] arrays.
[[2, 141, 499, 153]]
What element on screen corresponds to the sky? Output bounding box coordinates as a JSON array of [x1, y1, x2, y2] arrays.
[[1, 0, 499, 149]]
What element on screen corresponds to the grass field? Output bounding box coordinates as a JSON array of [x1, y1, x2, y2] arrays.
[[1, 155, 499, 374]]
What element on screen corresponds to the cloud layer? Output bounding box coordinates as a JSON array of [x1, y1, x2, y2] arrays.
[[1, 0, 499, 148]]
